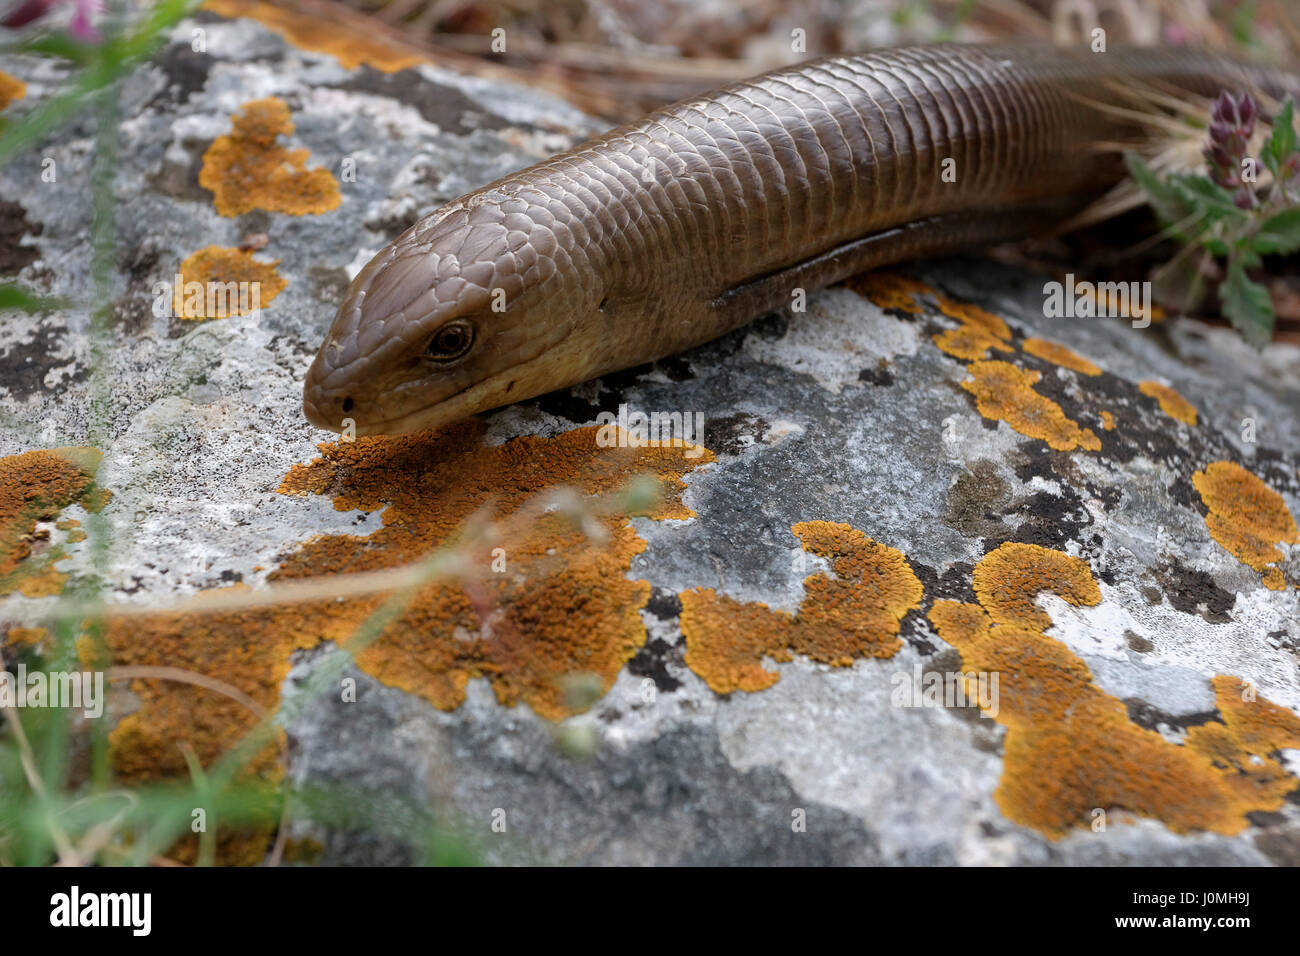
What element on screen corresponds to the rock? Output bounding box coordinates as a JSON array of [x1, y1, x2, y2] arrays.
[[1, 5, 1299, 866]]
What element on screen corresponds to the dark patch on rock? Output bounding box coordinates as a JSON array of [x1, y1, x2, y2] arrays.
[[0, 321, 82, 399], [746, 311, 788, 340], [237, 209, 273, 237], [1123, 698, 1221, 734], [148, 131, 211, 204], [112, 240, 165, 336], [530, 386, 602, 425], [702, 411, 768, 457], [925, 646, 963, 676], [1031, 361, 1186, 469], [857, 360, 895, 387], [591, 363, 659, 406], [331, 68, 512, 137], [1168, 472, 1204, 517], [627, 633, 683, 694], [146, 40, 214, 110], [645, 588, 682, 620], [1140, 585, 1163, 605], [1152, 560, 1236, 624], [1250, 446, 1300, 499], [362, 204, 423, 240], [944, 459, 1010, 540], [899, 606, 937, 654], [1124, 630, 1154, 653], [1245, 810, 1289, 828], [911, 559, 977, 606], [1005, 489, 1091, 551], [1000, 442, 1100, 550], [1024, 351, 1280, 533], [1265, 629, 1299, 668], [0, 198, 41, 275], [529, 363, 664, 424], [1094, 565, 1118, 587], [656, 355, 694, 382], [1254, 826, 1300, 866], [117, 575, 147, 595]]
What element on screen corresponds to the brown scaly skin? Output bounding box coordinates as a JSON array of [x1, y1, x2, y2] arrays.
[[304, 43, 1299, 436]]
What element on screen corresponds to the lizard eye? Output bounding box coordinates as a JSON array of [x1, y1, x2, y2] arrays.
[[424, 320, 475, 363]]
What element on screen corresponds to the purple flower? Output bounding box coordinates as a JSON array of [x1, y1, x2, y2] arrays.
[[2, 0, 101, 40], [1204, 90, 1259, 208]]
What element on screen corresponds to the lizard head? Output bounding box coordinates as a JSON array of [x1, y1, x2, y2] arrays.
[[304, 191, 605, 436]]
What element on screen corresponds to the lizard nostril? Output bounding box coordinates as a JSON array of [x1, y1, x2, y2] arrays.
[[342, 397, 354, 414]]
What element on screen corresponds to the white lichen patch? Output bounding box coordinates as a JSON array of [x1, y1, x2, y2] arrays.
[[742, 287, 921, 393], [715, 651, 1012, 863], [1042, 581, 1300, 713]]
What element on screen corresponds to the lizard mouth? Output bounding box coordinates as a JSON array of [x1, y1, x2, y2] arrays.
[[305, 351, 565, 437]]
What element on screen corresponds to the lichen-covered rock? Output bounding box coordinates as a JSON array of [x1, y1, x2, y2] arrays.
[[2, 5, 1299, 865]]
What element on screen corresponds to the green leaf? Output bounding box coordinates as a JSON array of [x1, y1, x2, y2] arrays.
[[1252, 205, 1300, 255], [1236, 247, 1263, 269], [20, 33, 99, 66], [0, 283, 65, 312], [1220, 260, 1275, 348], [1125, 151, 1192, 226], [1230, 0, 1264, 49], [1167, 172, 1249, 223], [1262, 98, 1297, 176]]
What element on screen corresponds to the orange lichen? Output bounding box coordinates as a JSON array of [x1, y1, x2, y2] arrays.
[[273, 425, 709, 719], [930, 546, 1300, 837], [931, 296, 1014, 360], [0, 447, 109, 596], [681, 522, 923, 693], [936, 297, 1013, 341], [93, 421, 711, 859], [172, 246, 288, 319], [847, 272, 933, 314], [199, 98, 341, 217], [1139, 380, 1198, 426], [0, 70, 25, 110], [4, 626, 49, 649], [1192, 460, 1297, 590], [202, 0, 426, 72], [961, 360, 1101, 452], [972, 541, 1101, 629], [1099, 410, 1115, 431], [932, 326, 1013, 362], [1022, 337, 1101, 376]]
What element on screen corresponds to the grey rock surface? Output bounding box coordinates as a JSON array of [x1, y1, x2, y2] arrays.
[[2, 11, 1299, 865]]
